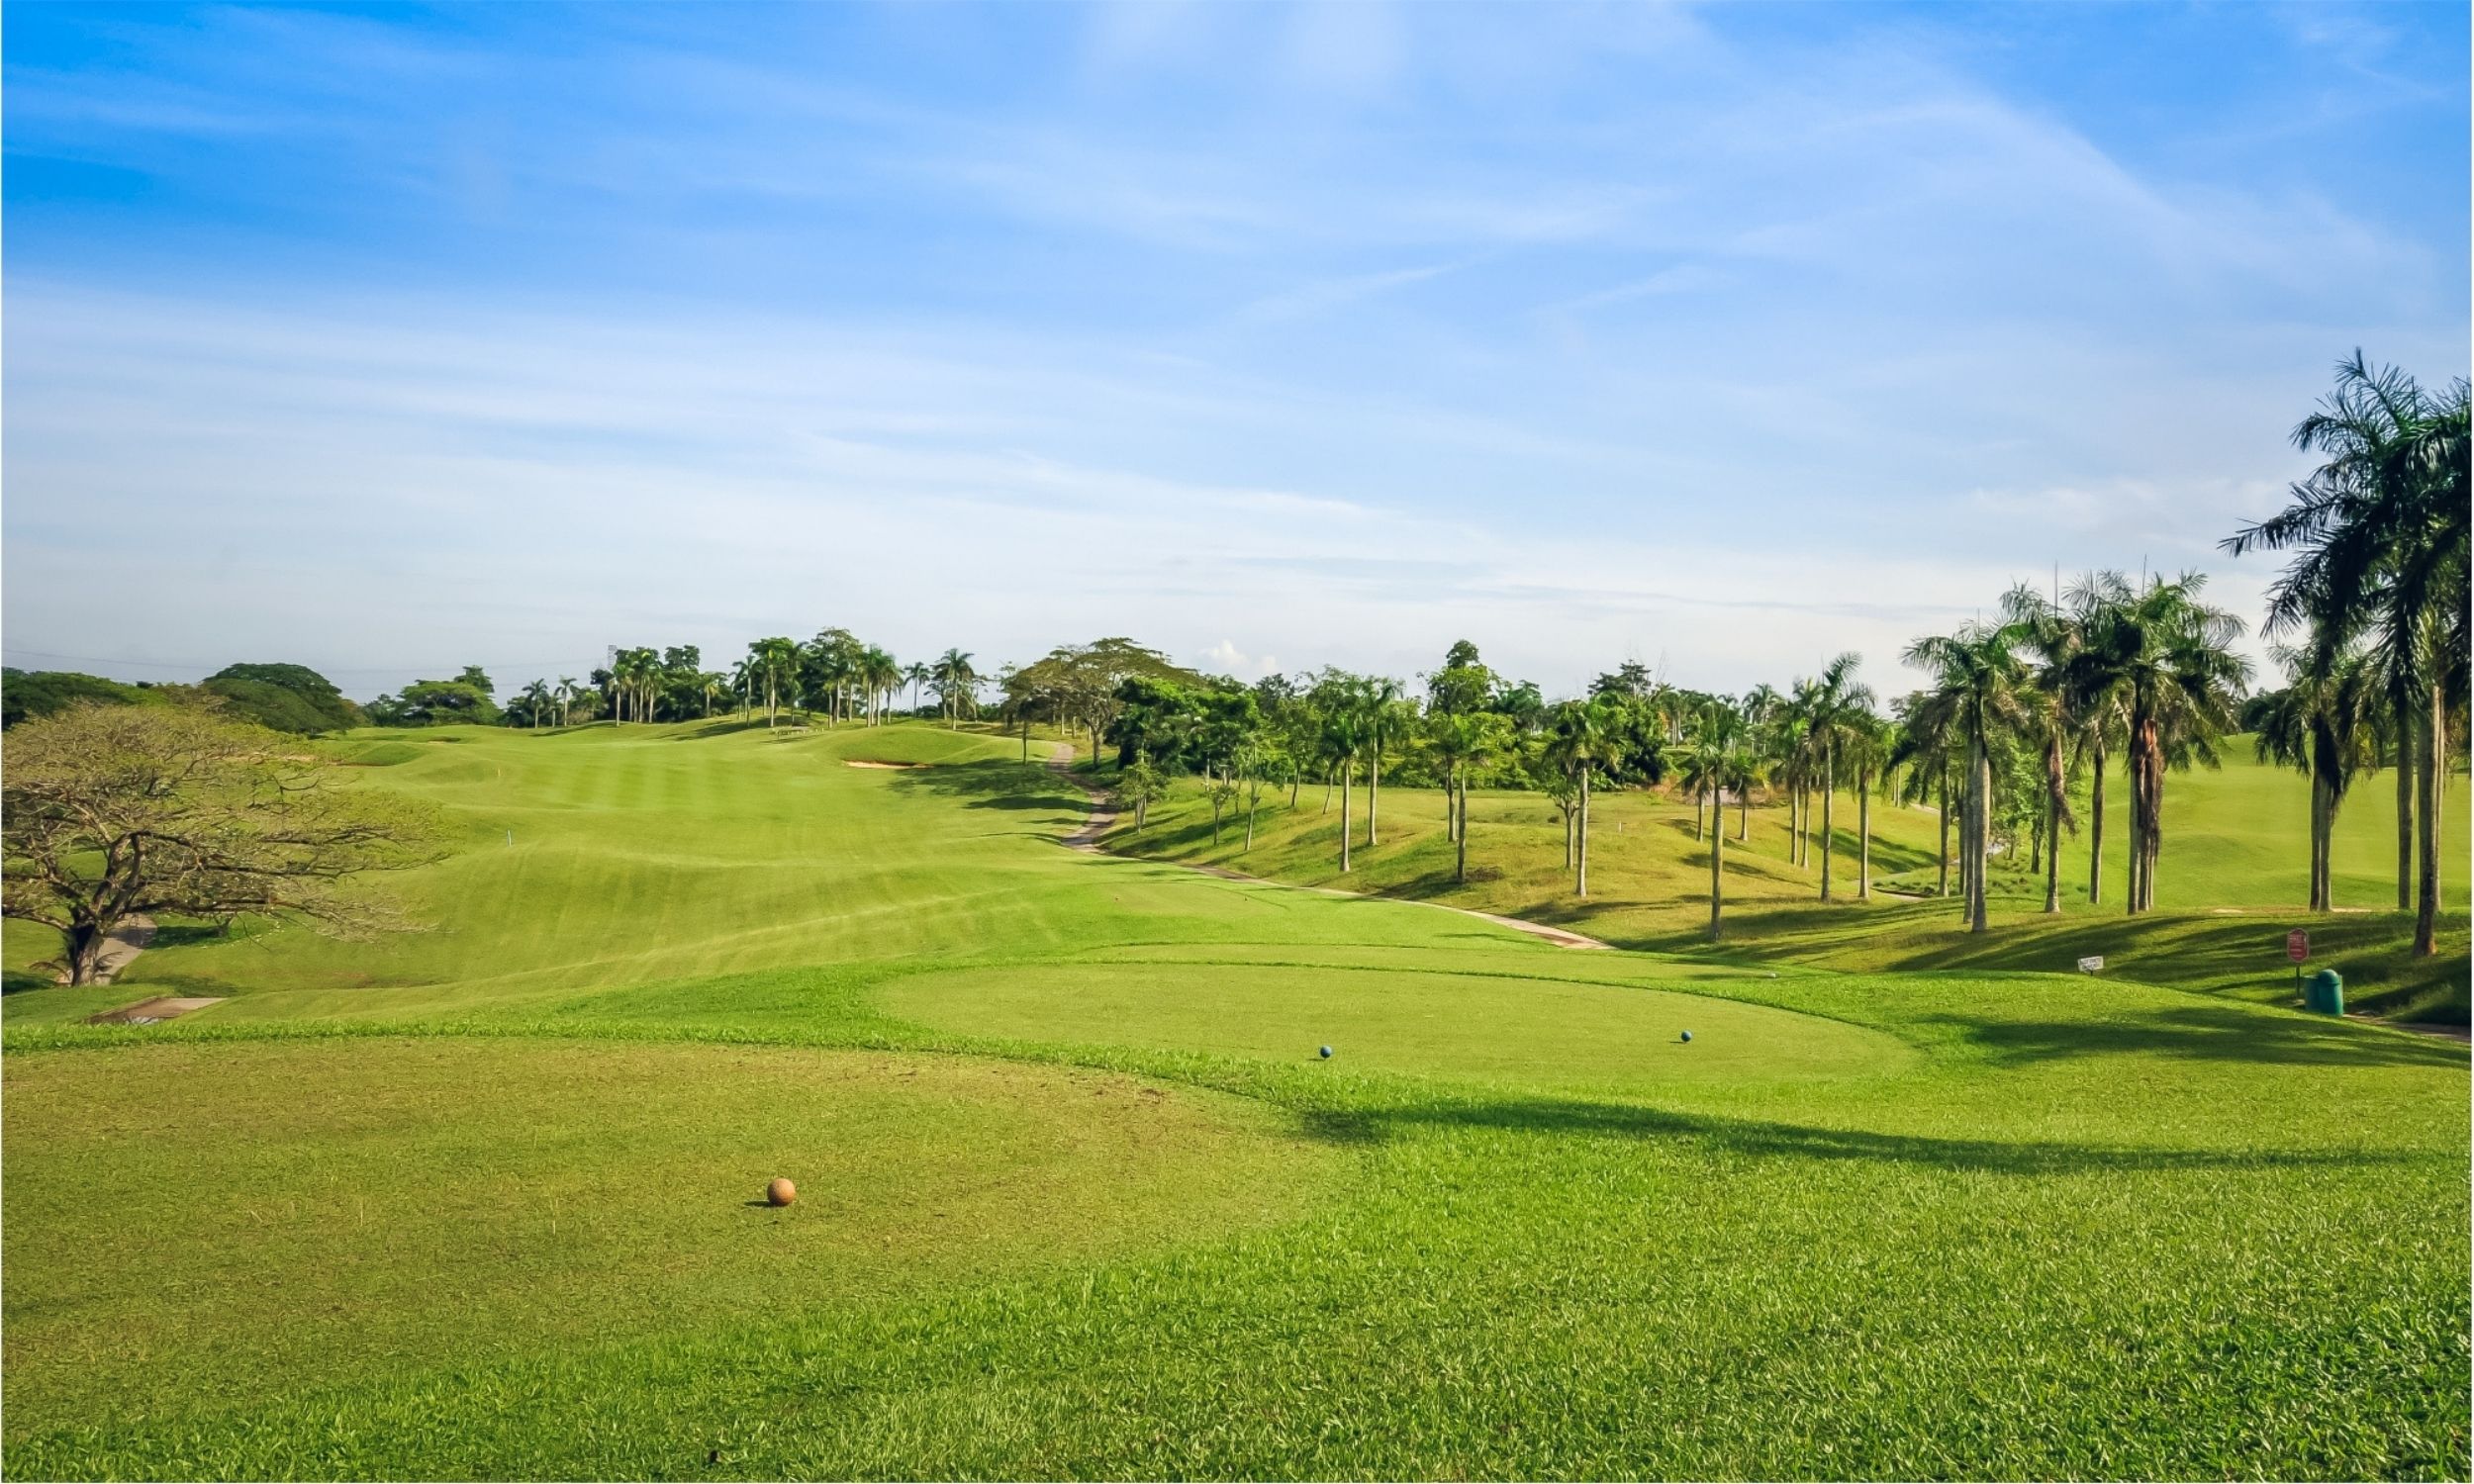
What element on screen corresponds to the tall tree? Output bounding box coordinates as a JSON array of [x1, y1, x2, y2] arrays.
[[1905, 621, 2031, 933], [1426, 642, 1496, 846], [2055, 573, 2249, 914], [747, 638, 799, 728], [1425, 709, 1505, 885], [1841, 709, 1891, 902], [1545, 696, 1623, 898], [2006, 581, 2102, 915], [932, 649, 982, 726], [1770, 683, 1819, 869], [1890, 691, 1959, 898], [1318, 694, 1370, 874], [2224, 351, 2469, 955], [2253, 648, 2383, 912], [1361, 678, 1408, 848], [1804, 653, 1875, 901], [1677, 702, 1755, 941], [2048, 571, 2135, 904]]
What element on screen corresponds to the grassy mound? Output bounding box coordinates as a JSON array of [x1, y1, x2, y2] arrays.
[[881, 958, 1913, 1090]]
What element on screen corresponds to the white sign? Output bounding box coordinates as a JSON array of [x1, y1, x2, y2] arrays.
[[2077, 956, 2104, 974]]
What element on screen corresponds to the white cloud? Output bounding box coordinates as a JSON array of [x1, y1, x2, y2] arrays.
[[1199, 640, 1279, 679]]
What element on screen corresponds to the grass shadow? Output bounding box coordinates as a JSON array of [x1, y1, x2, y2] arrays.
[[1336, 1095, 2435, 1174], [664, 717, 787, 740], [1921, 1001, 2468, 1069], [886, 761, 1104, 842]]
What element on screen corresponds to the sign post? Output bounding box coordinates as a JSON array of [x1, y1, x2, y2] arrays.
[[2287, 928, 2310, 1001]]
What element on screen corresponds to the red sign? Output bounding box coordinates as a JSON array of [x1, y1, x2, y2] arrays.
[[2286, 929, 2310, 964]]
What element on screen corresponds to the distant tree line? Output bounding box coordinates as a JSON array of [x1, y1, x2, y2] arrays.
[[3, 662, 363, 734]]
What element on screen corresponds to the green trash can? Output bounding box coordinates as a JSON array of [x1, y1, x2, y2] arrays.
[[2306, 969, 2344, 1016]]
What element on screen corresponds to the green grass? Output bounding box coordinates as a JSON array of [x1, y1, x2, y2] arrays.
[[1100, 741, 2470, 1023], [879, 959, 1914, 1091], [3, 720, 2465, 1479], [3, 1038, 1325, 1429]]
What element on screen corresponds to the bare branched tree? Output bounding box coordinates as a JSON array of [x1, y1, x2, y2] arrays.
[[4, 703, 444, 984]]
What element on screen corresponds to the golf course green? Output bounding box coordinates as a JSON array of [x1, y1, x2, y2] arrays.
[[4, 720, 2466, 1479]]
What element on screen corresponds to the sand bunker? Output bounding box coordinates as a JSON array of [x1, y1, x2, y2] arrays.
[[87, 996, 226, 1026], [844, 760, 925, 770]]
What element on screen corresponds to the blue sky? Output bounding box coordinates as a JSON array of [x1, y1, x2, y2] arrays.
[[5, 1, 2466, 699]]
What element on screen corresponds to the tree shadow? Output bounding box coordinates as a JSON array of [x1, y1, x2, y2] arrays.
[[1921, 1001, 2467, 1069], [886, 762, 1107, 841], [1309, 1095, 2435, 1174], [665, 717, 786, 740]]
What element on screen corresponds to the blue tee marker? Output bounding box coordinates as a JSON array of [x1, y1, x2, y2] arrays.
[[1318, 1046, 1333, 1060], [1679, 1030, 1693, 1043]]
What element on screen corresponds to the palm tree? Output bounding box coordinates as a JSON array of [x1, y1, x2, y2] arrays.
[[1888, 693, 1958, 898], [2254, 647, 2383, 912], [2005, 581, 2095, 915], [1770, 682, 1819, 869], [1424, 709, 1500, 884], [1905, 621, 2031, 933], [807, 633, 859, 725], [520, 679, 553, 731], [1803, 653, 1874, 901], [609, 648, 653, 723], [1840, 709, 1891, 901], [931, 649, 981, 727], [747, 638, 799, 728], [904, 662, 932, 717], [1319, 699, 1369, 874], [1678, 703, 1755, 941], [1362, 678, 1407, 847], [553, 676, 580, 729], [1676, 709, 1729, 845], [2224, 351, 2469, 955], [1733, 686, 1782, 842], [2055, 573, 2249, 914], [1545, 696, 1622, 898], [2051, 573, 2134, 905]]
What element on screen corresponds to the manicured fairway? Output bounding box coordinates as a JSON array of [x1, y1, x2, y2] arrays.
[[880, 960, 1913, 1089], [3, 721, 2465, 1479]]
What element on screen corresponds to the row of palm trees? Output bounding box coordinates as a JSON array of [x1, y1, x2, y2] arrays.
[[732, 635, 980, 729], [1901, 571, 2250, 934], [1116, 567, 2317, 947], [509, 635, 989, 733]]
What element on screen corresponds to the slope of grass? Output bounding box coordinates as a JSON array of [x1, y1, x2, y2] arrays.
[[3, 720, 2464, 1479], [1102, 742, 2470, 1023]]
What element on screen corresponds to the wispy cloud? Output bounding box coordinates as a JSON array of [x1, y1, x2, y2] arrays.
[[2, 2, 2463, 699]]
